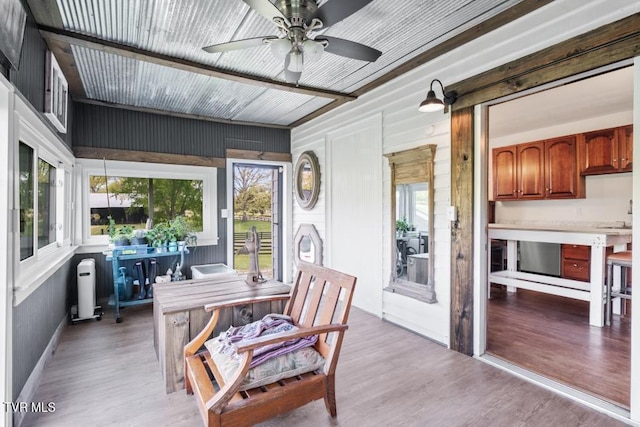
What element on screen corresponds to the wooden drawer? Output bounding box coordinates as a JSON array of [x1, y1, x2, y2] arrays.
[[562, 259, 590, 282], [562, 244, 590, 261]]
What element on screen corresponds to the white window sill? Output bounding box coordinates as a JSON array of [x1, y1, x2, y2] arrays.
[[14, 246, 78, 306]]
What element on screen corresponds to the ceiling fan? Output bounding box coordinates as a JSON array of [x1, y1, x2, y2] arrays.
[[202, 0, 382, 84]]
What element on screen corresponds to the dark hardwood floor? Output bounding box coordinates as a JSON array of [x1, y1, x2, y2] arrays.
[[487, 288, 631, 408], [22, 303, 629, 426]]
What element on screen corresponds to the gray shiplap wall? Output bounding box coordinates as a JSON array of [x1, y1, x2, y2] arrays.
[[72, 104, 289, 301], [73, 103, 289, 157], [13, 259, 72, 400], [10, 9, 77, 401]]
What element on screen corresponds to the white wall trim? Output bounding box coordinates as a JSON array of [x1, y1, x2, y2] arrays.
[[473, 104, 490, 357], [630, 56, 640, 423], [13, 315, 66, 427], [1, 71, 16, 427]]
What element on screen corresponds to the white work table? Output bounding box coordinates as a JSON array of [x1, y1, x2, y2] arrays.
[[488, 223, 632, 327]]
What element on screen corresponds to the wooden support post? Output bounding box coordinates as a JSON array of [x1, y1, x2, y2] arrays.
[[450, 107, 474, 355]]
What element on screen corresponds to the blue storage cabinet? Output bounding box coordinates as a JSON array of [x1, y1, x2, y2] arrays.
[[106, 247, 188, 323]]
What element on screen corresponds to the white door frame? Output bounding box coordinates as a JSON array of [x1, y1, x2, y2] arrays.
[[226, 158, 293, 284], [1, 73, 15, 426], [472, 60, 639, 423]]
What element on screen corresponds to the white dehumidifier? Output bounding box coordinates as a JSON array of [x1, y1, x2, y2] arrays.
[[72, 258, 102, 322]]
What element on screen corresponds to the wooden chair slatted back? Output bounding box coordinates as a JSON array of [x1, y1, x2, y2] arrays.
[[285, 269, 314, 321], [283, 262, 357, 365]]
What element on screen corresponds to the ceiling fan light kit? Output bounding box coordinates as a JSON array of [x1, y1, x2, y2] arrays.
[[270, 38, 293, 60], [418, 79, 458, 113], [202, 0, 381, 84]]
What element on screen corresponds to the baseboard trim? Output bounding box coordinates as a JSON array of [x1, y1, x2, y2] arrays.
[[13, 315, 67, 427]]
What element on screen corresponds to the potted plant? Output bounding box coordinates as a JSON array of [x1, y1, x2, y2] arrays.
[[395, 217, 410, 238], [147, 223, 169, 252], [169, 215, 197, 251], [131, 228, 148, 246], [107, 216, 117, 241], [112, 224, 134, 247]]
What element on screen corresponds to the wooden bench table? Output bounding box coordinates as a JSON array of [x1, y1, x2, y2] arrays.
[[153, 275, 290, 393]]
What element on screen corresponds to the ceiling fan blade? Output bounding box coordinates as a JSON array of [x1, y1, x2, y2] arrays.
[[243, 0, 287, 23], [315, 36, 381, 62], [310, 0, 375, 27], [202, 36, 277, 53], [284, 56, 302, 84]]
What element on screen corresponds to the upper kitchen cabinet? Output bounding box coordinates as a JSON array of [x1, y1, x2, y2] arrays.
[[579, 125, 633, 175], [492, 138, 583, 201], [493, 142, 544, 201], [545, 135, 584, 199], [619, 125, 633, 172], [493, 146, 518, 200]]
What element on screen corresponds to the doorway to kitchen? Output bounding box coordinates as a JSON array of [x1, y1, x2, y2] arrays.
[[483, 65, 634, 410]]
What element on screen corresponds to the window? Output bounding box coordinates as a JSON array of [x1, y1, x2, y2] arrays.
[[38, 158, 56, 248], [80, 160, 217, 246], [12, 86, 75, 304], [19, 143, 33, 260], [44, 50, 68, 133], [88, 175, 204, 236], [19, 142, 65, 262]]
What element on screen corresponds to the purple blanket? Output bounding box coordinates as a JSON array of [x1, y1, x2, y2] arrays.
[[218, 314, 318, 368]]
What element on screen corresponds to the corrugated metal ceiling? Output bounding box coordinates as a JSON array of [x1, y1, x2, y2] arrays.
[[48, 0, 526, 127]]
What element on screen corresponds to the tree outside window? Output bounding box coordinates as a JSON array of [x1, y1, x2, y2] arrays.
[[88, 175, 203, 235]]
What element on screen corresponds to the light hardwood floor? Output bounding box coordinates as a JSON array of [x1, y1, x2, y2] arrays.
[[23, 304, 627, 427]]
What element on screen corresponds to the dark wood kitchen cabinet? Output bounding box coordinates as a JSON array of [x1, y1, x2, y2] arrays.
[[619, 125, 633, 172], [492, 142, 544, 200], [492, 137, 583, 201], [579, 125, 633, 175], [545, 135, 582, 199], [561, 244, 590, 282]]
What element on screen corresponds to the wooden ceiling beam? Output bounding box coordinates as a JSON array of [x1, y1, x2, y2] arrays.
[[25, 0, 64, 28], [45, 38, 86, 99], [38, 25, 357, 102], [74, 146, 226, 168], [450, 13, 640, 110]]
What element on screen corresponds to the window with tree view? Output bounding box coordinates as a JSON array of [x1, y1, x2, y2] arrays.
[[20, 143, 59, 261], [88, 175, 204, 236]]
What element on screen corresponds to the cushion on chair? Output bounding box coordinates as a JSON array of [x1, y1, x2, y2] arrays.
[[204, 314, 325, 390], [207, 338, 325, 390]]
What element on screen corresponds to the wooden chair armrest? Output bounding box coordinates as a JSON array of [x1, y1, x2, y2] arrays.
[[204, 294, 291, 312], [185, 294, 291, 357], [235, 323, 348, 353], [205, 350, 254, 414], [184, 310, 220, 357]]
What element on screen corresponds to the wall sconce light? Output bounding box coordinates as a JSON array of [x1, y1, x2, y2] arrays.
[[418, 79, 457, 113]]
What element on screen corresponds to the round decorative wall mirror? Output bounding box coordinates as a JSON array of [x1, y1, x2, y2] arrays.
[[294, 151, 321, 210]]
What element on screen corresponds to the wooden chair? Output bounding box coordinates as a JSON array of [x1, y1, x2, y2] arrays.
[[184, 261, 357, 427]]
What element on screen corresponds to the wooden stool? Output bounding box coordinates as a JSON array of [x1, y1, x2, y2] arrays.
[[606, 251, 632, 325]]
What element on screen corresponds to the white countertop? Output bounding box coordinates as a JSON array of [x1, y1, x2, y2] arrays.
[[488, 223, 632, 236]]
